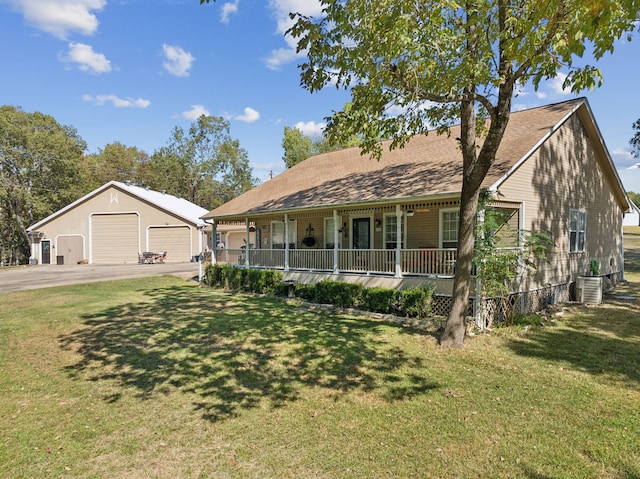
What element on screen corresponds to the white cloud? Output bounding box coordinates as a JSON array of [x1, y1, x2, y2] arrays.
[[182, 104, 211, 120], [235, 107, 260, 123], [294, 120, 325, 137], [610, 147, 636, 168], [63, 42, 111, 74], [162, 44, 195, 77], [5, 0, 105, 39], [548, 72, 571, 96], [220, 0, 239, 24], [83, 94, 151, 108], [264, 0, 323, 70]]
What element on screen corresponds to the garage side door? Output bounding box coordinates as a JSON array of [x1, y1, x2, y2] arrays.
[[148, 226, 191, 262], [91, 213, 139, 264]]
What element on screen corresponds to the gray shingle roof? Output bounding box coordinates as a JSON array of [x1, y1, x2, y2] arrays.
[[203, 98, 586, 220]]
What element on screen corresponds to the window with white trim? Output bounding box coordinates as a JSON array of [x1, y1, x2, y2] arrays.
[[569, 209, 586, 253], [384, 214, 405, 249], [271, 220, 297, 249], [324, 217, 341, 249], [440, 209, 459, 249]]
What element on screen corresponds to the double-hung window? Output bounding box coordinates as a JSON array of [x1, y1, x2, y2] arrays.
[[271, 220, 297, 249], [440, 209, 459, 249], [569, 209, 586, 253], [384, 214, 405, 249]]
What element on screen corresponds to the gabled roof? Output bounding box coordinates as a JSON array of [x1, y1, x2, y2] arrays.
[[203, 98, 628, 220], [28, 181, 208, 231]]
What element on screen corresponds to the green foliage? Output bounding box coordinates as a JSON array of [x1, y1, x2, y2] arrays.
[[631, 119, 640, 159], [314, 280, 365, 308], [281, 126, 361, 168], [361, 287, 397, 314], [627, 191, 640, 208], [0, 105, 87, 264], [202, 264, 282, 294], [80, 142, 150, 191], [148, 115, 256, 209], [396, 286, 434, 319]]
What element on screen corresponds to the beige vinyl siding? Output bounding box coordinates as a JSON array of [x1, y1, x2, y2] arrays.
[[91, 213, 139, 264], [57, 235, 84, 265], [496, 114, 624, 289], [148, 226, 191, 262], [406, 211, 440, 249]]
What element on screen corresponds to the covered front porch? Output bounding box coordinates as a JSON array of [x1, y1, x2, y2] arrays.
[[215, 245, 457, 277], [208, 198, 522, 280]]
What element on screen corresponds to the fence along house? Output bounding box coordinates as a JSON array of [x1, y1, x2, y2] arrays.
[[202, 98, 630, 318]]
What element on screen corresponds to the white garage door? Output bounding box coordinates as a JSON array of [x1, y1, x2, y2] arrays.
[[91, 213, 139, 264], [148, 226, 191, 262]]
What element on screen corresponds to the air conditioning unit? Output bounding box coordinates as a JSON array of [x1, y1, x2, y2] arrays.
[[576, 276, 603, 304]]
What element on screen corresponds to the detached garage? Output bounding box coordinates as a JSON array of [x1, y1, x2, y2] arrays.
[[27, 181, 209, 265]]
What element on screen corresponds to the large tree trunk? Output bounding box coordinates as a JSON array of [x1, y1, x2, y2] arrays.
[[440, 82, 514, 348], [440, 183, 481, 347]]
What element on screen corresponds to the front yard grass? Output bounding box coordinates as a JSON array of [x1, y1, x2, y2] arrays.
[[1, 273, 639, 478]]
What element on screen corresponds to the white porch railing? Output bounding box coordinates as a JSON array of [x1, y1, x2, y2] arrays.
[[214, 247, 458, 277]]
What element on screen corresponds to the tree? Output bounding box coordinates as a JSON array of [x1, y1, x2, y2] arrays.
[[148, 115, 256, 209], [282, 126, 361, 168], [80, 142, 151, 191], [473, 191, 554, 328], [0, 106, 86, 264], [631, 118, 640, 159], [283, 0, 639, 348], [282, 126, 314, 168], [627, 191, 640, 208]]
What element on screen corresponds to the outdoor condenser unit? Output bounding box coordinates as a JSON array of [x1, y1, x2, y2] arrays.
[[576, 276, 603, 304]]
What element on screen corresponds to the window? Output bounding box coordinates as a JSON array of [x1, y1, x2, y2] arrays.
[[271, 220, 297, 249], [384, 214, 405, 249], [440, 209, 459, 249], [324, 217, 341, 249], [569, 209, 586, 253]]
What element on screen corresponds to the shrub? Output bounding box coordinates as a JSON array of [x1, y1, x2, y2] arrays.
[[362, 287, 397, 314], [396, 286, 434, 318], [204, 266, 283, 294], [314, 280, 364, 308]]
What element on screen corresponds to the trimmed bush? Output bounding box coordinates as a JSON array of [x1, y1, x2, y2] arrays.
[[396, 286, 434, 318], [203, 265, 283, 294], [362, 287, 397, 314], [314, 280, 364, 308]]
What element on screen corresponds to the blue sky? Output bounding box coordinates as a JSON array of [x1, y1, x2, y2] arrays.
[[1, 0, 639, 192]]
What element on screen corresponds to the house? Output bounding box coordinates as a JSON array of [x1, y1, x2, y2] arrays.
[[202, 98, 630, 317], [623, 200, 640, 227], [27, 181, 211, 265]]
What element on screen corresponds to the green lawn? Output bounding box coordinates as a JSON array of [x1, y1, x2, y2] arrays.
[[1, 271, 639, 478]]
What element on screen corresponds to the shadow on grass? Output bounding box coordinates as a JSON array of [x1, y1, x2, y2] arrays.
[[505, 292, 640, 389], [59, 286, 438, 421]]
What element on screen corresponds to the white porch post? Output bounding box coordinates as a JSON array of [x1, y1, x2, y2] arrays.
[[395, 205, 402, 278], [244, 218, 250, 267], [333, 209, 339, 274], [211, 221, 217, 266], [519, 201, 526, 313], [474, 208, 485, 330], [284, 214, 290, 272], [198, 225, 203, 281]]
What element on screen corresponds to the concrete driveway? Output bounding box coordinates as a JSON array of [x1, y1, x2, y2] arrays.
[[0, 262, 201, 294]]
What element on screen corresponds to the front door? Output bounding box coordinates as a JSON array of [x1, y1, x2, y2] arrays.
[[42, 240, 51, 264], [352, 218, 371, 249]]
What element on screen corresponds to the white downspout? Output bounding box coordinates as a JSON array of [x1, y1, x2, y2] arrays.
[[333, 210, 339, 274], [395, 205, 402, 278], [245, 218, 250, 268], [284, 214, 290, 272], [474, 208, 485, 330]]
